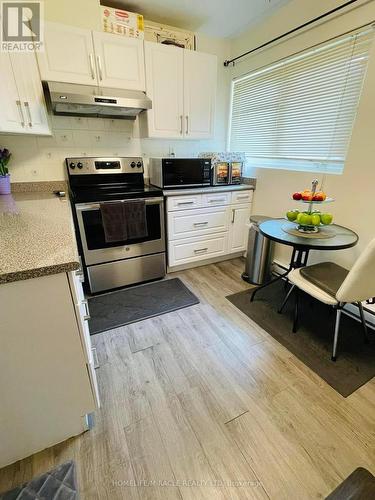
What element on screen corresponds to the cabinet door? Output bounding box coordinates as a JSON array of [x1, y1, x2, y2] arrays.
[[228, 204, 251, 253], [145, 42, 184, 138], [37, 22, 96, 85], [183, 50, 217, 139], [0, 52, 25, 133], [11, 52, 51, 135], [93, 32, 145, 90]]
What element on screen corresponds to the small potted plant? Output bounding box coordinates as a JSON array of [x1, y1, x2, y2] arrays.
[[0, 148, 11, 195]]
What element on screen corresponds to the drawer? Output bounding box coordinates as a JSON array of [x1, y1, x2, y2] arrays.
[[68, 268, 85, 305], [167, 194, 202, 211], [202, 192, 231, 207], [231, 190, 253, 204], [168, 233, 228, 267], [168, 206, 229, 241]]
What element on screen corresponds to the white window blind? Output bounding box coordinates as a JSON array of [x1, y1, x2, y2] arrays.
[[229, 27, 374, 174]]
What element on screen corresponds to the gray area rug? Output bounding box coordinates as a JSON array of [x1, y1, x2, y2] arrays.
[[227, 281, 375, 397], [0, 461, 78, 499], [88, 278, 199, 335]]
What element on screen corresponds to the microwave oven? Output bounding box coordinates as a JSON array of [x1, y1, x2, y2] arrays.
[[211, 161, 243, 186], [149, 158, 211, 189]]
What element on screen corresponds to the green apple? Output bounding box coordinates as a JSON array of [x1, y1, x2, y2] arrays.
[[286, 210, 299, 221], [296, 212, 304, 223], [311, 214, 321, 226], [300, 213, 312, 226], [321, 213, 333, 225]]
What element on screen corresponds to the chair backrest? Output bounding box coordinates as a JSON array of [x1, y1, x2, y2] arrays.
[[336, 238, 375, 303]]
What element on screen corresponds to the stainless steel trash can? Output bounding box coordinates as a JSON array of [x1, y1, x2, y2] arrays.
[[242, 215, 274, 285]]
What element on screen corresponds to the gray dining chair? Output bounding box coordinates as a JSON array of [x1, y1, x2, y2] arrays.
[[278, 238, 375, 361]]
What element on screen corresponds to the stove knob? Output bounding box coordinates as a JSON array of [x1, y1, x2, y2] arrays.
[[137, 161, 142, 168], [69, 162, 76, 169], [130, 161, 136, 168], [77, 162, 83, 169]]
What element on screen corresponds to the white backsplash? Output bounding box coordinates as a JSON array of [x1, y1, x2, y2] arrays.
[[1, 114, 227, 183]]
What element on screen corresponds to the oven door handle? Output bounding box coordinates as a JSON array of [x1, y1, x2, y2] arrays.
[[75, 197, 164, 211]]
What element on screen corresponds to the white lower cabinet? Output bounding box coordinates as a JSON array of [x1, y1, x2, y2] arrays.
[[166, 190, 253, 270], [0, 271, 99, 468], [169, 233, 228, 267], [228, 204, 252, 253]]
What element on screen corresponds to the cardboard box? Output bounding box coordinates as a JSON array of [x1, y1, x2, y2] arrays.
[[144, 20, 195, 50], [101, 6, 144, 39]]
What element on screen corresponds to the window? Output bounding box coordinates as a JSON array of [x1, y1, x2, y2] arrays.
[[229, 27, 374, 174]]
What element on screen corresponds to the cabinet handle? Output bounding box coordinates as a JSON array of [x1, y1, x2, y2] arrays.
[[97, 55, 103, 81], [177, 201, 194, 205], [82, 299, 91, 321], [16, 100, 25, 127], [186, 115, 189, 134], [92, 347, 100, 369], [194, 247, 208, 254], [24, 101, 32, 127], [209, 198, 226, 203], [89, 53, 95, 80], [193, 221, 208, 226], [180, 115, 183, 135], [237, 194, 249, 199], [231, 209, 236, 223]]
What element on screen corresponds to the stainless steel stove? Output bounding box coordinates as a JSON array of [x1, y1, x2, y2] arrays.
[[66, 156, 166, 293]]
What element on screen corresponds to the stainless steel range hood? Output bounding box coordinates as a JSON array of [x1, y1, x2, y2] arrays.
[[44, 81, 152, 120]]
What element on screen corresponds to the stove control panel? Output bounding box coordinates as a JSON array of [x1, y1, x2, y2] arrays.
[[66, 157, 144, 175]]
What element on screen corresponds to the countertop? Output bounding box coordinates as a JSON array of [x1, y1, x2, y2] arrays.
[[163, 184, 254, 196], [0, 192, 80, 284]]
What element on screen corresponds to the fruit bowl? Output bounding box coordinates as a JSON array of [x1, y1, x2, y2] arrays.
[[287, 180, 334, 234]]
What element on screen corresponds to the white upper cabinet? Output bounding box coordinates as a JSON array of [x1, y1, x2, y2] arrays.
[[37, 22, 146, 91], [0, 53, 24, 133], [144, 42, 217, 139], [183, 50, 217, 139], [37, 22, 96, 85], [144, 42, 184, 138], [11, 53, 50, 135], [0, 52, 50, 135], [92, 32, 145, 90]]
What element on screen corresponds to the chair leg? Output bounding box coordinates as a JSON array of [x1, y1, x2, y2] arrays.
[[332, 308, 342, 362], [358, 302, 370, 344], [278, 284, 296, 314], [292, 288, 299, 333]]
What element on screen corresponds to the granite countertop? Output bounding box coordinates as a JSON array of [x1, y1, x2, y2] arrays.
[[0, 192, 80, 284], [163, 184, 255, 197]]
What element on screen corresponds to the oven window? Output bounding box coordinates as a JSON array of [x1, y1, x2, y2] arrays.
[[82, 203, 161, 250]]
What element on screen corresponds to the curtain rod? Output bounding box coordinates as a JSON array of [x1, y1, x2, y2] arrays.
[[223, 0, 362, 67]]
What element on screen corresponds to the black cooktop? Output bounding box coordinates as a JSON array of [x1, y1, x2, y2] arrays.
[[70, 183, 163, 203]]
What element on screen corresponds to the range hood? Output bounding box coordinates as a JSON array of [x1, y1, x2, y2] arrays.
[[44, 81, 152, 120]]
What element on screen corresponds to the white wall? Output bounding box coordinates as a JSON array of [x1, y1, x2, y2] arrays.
[[0, 2, 231, 182], [229, 0, 375, 269]]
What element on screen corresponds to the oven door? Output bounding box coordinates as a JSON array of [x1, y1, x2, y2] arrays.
[[75, 197, 165, 266]]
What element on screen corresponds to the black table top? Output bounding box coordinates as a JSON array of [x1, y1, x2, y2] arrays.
[[259, 219, 359, 251]]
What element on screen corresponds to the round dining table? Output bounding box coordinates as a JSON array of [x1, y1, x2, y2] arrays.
[[250, 218, 359, 302]]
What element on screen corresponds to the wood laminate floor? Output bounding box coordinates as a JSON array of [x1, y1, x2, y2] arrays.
[[1, 258, 374, 499]]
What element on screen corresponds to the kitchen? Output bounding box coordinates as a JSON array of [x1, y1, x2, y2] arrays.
[[1, 1, 375, 499]]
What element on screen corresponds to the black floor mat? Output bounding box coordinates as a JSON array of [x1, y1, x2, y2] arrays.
[[88, 278, 199, 335], [227, 281, 375, 397]]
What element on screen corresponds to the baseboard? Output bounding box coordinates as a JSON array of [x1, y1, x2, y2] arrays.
[[167, 252, 245, 273]]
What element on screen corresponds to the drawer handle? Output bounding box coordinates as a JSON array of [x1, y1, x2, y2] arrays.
[[82, 299, 91, 321], [177, 201, 194, 205], [194, 247, 208, 254], [193, 221, 208, 226], [237, 194, 249, 199], [209, 198, 226, 203]]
